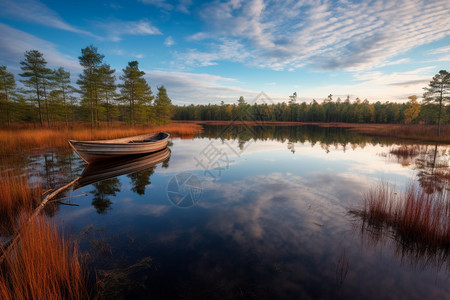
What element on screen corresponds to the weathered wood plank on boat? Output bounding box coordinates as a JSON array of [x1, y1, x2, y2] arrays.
[[68, 132, 169, 164]]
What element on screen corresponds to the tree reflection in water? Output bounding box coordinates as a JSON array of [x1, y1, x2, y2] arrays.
[[389, 144, 449, 194], [90, 178, 121, 214], [129, 169, 154, 195]]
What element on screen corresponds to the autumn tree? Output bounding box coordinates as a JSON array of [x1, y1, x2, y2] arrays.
[[19, 50, 53, 127], [423, 70, 450, 136], [0, 66, 16, 125], [119, 61, 153, 125], [403, 95, 421, 124]]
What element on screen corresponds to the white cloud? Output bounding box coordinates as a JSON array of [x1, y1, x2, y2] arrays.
[[176, 39, 252, 67], [0, 23, 80, 72], [428, 45, 450, 55], [185, 0, 450, 71], [143, 70, 267, 104], [0, 0, 96, 37], [102, 19, 162, 42], [305, 67, 437, 102], [164, 36, 175, 47], [139, 0, 193, 13]]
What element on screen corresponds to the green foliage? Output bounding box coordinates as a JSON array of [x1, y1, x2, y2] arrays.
[[119, 61, 153, 125], [154, 85, 172, 125], [77, 45, 108, 127], [53, 67, 75, 125], [19, 50, 53, 127]]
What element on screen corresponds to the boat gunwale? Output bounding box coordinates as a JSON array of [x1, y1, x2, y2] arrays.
[[67, 132, 170, 164], [68, 132, 170, 145]]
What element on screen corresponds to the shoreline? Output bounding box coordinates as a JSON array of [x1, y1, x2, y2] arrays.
[[173, 120, 450, 143]]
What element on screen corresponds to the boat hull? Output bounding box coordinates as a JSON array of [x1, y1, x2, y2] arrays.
[[74, 147, 171, 189], [68, 132, 170, 164]]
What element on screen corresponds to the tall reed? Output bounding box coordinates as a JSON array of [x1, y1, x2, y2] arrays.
[[0, 216, 88, 300], [0, 171, 88, 299], [359, 182, 449, 249], [0, 172, 41, 235]]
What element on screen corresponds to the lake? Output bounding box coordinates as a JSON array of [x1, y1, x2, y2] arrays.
[[5, 125, 449, 299]]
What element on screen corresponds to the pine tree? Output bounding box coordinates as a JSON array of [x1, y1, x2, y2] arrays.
[[0, 66, 16, 125], [19, 50, 52, 127], [119, 61, 153, 125], [423, 70, 450, 136], [154, 85, 172, 125], [98, 64, 117, 126], [77, 45, 105, 128], [53, 67, 74, 126]]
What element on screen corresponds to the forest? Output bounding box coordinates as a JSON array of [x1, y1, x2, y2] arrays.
[[0, 46, 172, 128], [172, 93, 449, 125], [1, 47, 449, 128]]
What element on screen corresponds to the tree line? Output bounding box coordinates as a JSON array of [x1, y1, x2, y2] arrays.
[[173, 70, 450, 129], [0, 45, 173, 127], [1, 50, 448, 131]]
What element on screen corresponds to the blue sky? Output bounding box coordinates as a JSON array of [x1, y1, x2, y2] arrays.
[[0, 0, 449, 105]]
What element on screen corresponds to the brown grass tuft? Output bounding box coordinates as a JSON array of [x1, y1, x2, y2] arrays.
[[0, 172, 41, 235], [359, 182, 449, 249], [0, 216, 88, 300]]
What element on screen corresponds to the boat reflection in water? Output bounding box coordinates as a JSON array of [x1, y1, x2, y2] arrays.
[[74, 147, 171, 190]]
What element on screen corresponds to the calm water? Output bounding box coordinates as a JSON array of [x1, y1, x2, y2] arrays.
[[5, 126, 450, 299]]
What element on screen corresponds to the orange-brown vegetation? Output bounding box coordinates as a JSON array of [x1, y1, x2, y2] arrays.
[[0, 171, 88, 299], [0, 217, 87, 300], [355, 182, 449, 249], [0, 172, 41, 234], [347, 124, 450, 143], [0, 122, 203, 154]]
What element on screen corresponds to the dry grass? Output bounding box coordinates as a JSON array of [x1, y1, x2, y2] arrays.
[[348, 124, 450, 143], [0, 216, 88, 300], [358, 182, 449, 249], [0, 122, 203, 154], [0, 172, 42, 235], [0, 171, 88, 299]]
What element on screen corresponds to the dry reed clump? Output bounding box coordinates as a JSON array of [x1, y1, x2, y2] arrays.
[[0, 122, 203, 154], [0, 216, 88, 300], [389, 145, 420, 159], [359, 182, 449, 249], [0, 172, 42, 235], [350, 124, 450, 143]]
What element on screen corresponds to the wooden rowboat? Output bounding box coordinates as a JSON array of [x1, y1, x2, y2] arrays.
[[74, 147, 171, 189], [68, 132, 170, 164]]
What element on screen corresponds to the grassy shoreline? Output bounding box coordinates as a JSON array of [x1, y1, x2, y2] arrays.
[[174, 120, 450, 143], [0, 122, 203, 155], [0, 171, 88, 299]]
